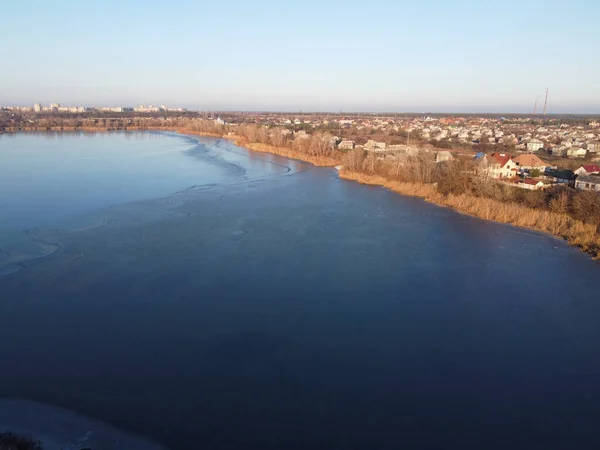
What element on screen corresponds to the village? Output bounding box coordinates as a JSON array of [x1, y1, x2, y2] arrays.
[[2, 107, 599, 193], [224, 112, 600, 193]]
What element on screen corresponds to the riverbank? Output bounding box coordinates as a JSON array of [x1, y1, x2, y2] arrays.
[[178, 128, 600, 259], [178, 130, 340, 166], [232, 135, 340, 167], [339, 170, 600, 259]]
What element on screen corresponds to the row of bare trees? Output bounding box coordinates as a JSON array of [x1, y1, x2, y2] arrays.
[[341, 148, 600, 232], [234, 123, 336, 159], [343, 149, 444, 184]]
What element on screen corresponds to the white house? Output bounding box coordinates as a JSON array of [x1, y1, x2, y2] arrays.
[[586, 141, 599, 153], [567, 147, 587, 158], [517, 179, 546, 190], [435, 151, 454, 163], [574, 165, 600, 176], [365, 140, 387, 151], [527, 139, 544, 152], [338, 140, 355, 150], [488, 153, 518, 179], [575, 175, 600, 192]]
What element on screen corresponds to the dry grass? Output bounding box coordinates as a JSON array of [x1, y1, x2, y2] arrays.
[[339, 170, 600, 258], [232, 137, 340, 167], [178, 129, 224, 138]]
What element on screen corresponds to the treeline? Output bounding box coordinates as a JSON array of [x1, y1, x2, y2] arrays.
[[342, 148, 600, 230]]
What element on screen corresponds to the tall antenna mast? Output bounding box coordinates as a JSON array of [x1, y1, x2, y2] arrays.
[[533, 99, 537, 115], [543, 87, 549, 116]]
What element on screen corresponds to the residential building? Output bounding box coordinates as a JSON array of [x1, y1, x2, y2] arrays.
[[338, 140, 355, 150], [526, 139, 544, 152], [587, 141, 599, 153], [488, 153, 518, 179], [517, 179, 546, 190], [512, 154, 549, 173], [574, 165, 600, 176], [435, 150, 454, 163], [567, 146, 587, 158], [365, 140, 387, 151], [575, 174, 600, 192]]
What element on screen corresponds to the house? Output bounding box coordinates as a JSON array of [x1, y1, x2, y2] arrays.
[[338, 140, 355, 150], [488, 153, 518, 179], [567, 146, 587, 158], [575, 174, 600, 192], [512, 154, 549, 172], [574, 164, 600, 176], [586, 141, 600, 153], [365, 140, 387, 151], [526, 139, 544, 152], [435, 150, 454, 163], [294, 130, 310, 139], [517, 179, 546, 190], [474, 152, 489, 175]]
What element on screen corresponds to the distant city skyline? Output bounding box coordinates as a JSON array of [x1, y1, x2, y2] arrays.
[[3, 100, 600, 116], [2, 0, 599, 114]]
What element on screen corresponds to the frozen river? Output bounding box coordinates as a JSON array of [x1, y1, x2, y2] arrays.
[[1, 132, 600, 449]]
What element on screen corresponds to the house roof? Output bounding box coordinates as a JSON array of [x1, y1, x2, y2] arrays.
[[581, 164, 600, 173], [521, 179, 544, 186], [512, 154, 547, 168], [490, 152, 512, 167], [545, 169, 575, 180], [577, 174, 600, 184]]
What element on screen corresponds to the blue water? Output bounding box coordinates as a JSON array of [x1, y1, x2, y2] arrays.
[[1, 132, 600, 450], [0, 131, 289, 229]]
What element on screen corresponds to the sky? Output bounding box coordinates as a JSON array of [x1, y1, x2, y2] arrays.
[[2, 0, 599, 113]]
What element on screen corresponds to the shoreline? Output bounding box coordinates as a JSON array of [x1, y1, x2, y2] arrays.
[[179, 130, 340, 167], [183, 129, 600, 259], [5, 128, 599, 259], [337, 170, 600, 259]]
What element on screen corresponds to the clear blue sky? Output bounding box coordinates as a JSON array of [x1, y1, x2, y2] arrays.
[[2, 0, 599, 113]]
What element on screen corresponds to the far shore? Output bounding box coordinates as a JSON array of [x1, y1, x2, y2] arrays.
[[4, 127, 599, 259]]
